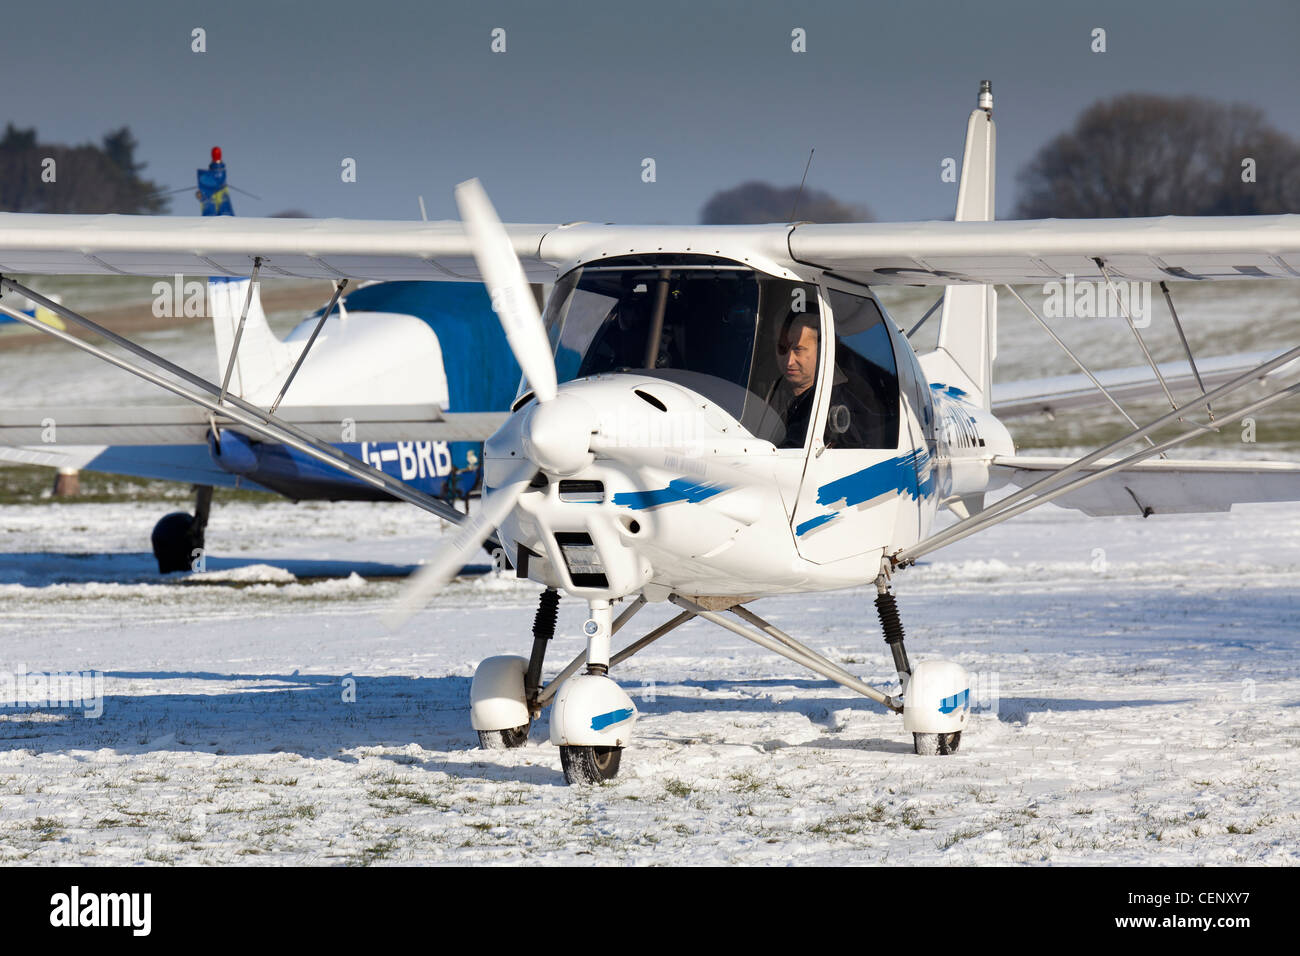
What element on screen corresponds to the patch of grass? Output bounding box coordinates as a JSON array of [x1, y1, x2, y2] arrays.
[[939, 824, 989, 850], [809, 805, 888, 837], [358, 839, 398, 865], [901, 807, 930, 831], [32, 816, 63, 841], [663, 778, 693, 798]]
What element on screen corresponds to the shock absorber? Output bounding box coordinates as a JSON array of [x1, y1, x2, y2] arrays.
[[874, 581, 911, 683], [524, 588, 559, 710]]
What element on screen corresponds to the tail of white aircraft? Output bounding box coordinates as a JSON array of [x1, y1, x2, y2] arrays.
[[918, 81, 998, 411], [195, 147, 297, 398], [209, 277, 297, 398]]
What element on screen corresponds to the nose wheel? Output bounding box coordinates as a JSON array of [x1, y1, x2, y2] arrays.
[[478, 724, 531, 750], [913, 731, 962, 756], [560, 745, 622, 784]]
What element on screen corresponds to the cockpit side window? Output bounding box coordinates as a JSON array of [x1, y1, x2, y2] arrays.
[[743, 281, 821, 448], [824, 289, 900, 449]]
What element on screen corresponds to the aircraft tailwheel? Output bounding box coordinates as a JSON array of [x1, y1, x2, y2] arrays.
[[560, 745, 622, 785], [478, 724, 530, 750], [913, 731, 961, 756], [152, 511, 202, 573]]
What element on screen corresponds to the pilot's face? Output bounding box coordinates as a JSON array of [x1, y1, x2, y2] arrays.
[[778, 322, 818, 396]]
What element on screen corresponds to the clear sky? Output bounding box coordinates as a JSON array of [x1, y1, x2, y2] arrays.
[[6, 0, 1299, 224]]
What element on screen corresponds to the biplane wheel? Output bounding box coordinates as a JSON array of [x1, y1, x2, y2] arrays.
[[560, 745, 622, 784], [477, 724, 531, 750], [913, 731, 961, 756]]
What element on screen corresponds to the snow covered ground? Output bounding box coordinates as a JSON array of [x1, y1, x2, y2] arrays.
[[0, 495, 1296, 865]]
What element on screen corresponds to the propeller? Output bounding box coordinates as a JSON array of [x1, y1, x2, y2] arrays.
[[453, 178, 556, 404], [386, 179, 574, 627]]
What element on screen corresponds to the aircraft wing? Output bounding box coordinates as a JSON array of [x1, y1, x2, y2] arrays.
[[992, 349, 1300, 419], [0, 404, 510, 445], [3, 212, 1300, 284], [990, 455, 1300, 516]]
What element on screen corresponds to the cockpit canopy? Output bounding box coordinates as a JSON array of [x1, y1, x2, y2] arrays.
[[541, 254, 901, 449]]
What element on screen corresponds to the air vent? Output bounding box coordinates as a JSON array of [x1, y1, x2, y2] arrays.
[[554, 531, 608, 588], [558, 480, 604, 503], [634, 389, 668, 412]]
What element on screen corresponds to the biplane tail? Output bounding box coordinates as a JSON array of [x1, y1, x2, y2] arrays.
[[918, 81, 998, 411]]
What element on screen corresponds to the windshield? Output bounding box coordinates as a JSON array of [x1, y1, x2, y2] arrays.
[[542, 255, 819, 446]]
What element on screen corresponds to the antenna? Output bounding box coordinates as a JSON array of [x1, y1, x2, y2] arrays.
[[418, 195, 429, 222], [788, 148, 815, 222]]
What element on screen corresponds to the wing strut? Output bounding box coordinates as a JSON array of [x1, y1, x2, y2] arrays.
[[1003, 285, 1160, 450], [0, 276, 467, 526], [896, 380, 1299, 561], [217, 256, 262, 405], [268, 278, 348, 415], [1096, 257, 1179, 411], [1159, 280, 1214, 421], [893, 340, 1300, 566], [905, 294, 945, 339]]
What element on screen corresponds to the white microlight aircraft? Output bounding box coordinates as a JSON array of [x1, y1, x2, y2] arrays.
[[1, 83, 1298, 783]]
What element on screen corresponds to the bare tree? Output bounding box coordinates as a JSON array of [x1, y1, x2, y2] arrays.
[[701, 181, 873, 224], [1013, 94, 1300, 218]]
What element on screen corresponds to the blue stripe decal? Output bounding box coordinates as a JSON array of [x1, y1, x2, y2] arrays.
[[938, 688, 970, 714], [796, 448, 933, 537], [612, 478, 726, 510], [794, 512, 839, 536], [929, 382, 969, 400], [591, 707, 634, 731], [816, 448, 927, 508]]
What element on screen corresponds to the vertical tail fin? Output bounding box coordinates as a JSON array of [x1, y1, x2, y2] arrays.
[[209, 277, 297, 400], [198, 147, 297, 400], [920, 81, 998, 410]]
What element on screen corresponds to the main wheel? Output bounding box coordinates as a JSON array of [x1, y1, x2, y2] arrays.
[[152, 511, 202, 573], [913, 731, 961, 756], [478, 723, 530, 750], [560, 745, 622, 784]]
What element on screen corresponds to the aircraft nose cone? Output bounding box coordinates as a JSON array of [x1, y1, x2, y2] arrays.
[[523, 394, 596, 476]]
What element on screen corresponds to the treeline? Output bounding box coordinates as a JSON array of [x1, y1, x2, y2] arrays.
[[1014, 94, 1300, 218], [700, 93, 1300, 223], [0, 124, 169, 214]]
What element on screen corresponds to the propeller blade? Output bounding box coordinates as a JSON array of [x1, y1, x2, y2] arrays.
[[455, 178, 557, 404], [383, 460, 535, 629]]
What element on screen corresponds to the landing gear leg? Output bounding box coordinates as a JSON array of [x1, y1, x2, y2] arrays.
[[553, 599, 634, 784], [151, 484, 213, 573], [524, 588, 559, 716], [877, 574, 968, 756]]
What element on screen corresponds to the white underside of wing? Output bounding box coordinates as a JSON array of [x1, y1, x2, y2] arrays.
[[991, 455, 1300, 516], [993, 349, 1300, 419], [0, 405, 509, 445]]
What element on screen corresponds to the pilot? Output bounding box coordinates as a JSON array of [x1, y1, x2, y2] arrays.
[[773, 310, 877, 450], [775, 311, 819, 447]]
